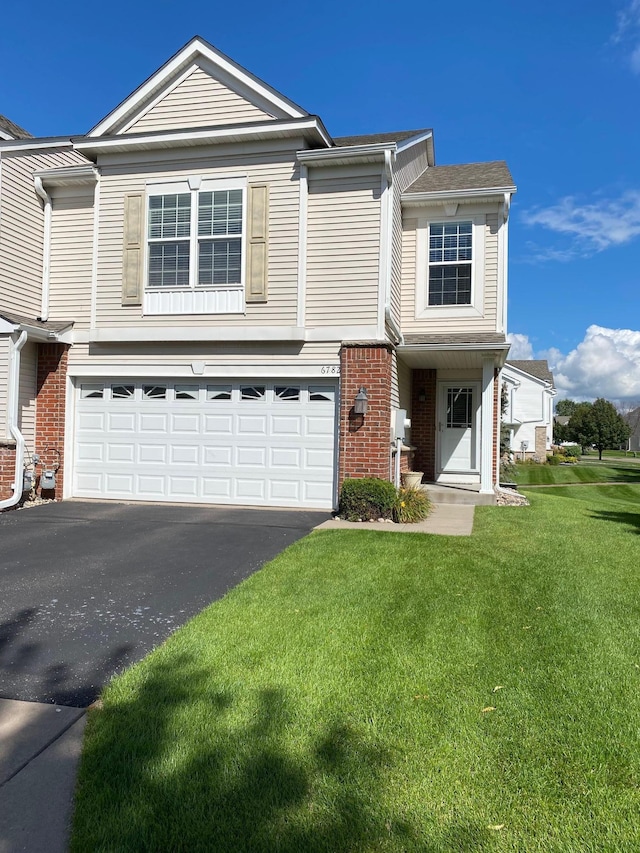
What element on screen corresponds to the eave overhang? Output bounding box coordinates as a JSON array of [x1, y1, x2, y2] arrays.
[[33, 164, 99, 187], [73, 116, 332, 159], [401, 185, 516, 206], [297, 142, 396, 167]]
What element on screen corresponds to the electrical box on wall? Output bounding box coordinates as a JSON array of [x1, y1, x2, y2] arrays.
[[23, 470, 34, 492], [393, 409, 411, 441], [40, 470, 56, 490]]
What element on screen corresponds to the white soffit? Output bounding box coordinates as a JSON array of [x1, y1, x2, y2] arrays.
[[88, 36, 309, 138]]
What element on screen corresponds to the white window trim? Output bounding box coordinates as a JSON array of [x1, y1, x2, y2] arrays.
[[415, 213, 485, 319], [143, 176, 247, 315]]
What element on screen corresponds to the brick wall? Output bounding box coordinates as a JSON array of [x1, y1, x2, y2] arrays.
[[410, 369, 437, 482], [35, 343, 69, 499], [534, 425, 547, 462], [0, 443, 17, 501], [338, 343, 393, 486]]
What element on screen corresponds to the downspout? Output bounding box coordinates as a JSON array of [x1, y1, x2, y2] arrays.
[[0, 330, 28, 510], [382, 149, 404, 345], [34, 176, 52, 322]]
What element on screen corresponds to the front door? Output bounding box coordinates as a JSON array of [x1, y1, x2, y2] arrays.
[[439, 384, 479, 474]]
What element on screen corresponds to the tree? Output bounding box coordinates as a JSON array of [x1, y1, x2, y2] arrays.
[[555, 399, 579, 417], [567, 398, 631, 460]]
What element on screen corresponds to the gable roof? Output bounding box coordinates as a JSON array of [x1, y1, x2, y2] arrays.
[[0, 114, 33, 140], [405, 161, 514, 194], [88, 36, 309, 138], [506, 360, 554, 386]]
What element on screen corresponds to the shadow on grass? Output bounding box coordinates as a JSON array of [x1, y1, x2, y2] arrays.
[[590, 509, 640, 535], [72, 653, 491, 852]]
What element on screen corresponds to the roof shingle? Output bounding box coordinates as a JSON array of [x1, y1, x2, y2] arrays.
[[506, 359, 554, 385], [404, 161, 514, 194], [333, 129, 431, 147], [0, 114, 33, 139]]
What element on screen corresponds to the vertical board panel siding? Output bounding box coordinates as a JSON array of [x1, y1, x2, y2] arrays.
[[49, 189, 94, 328], [306, 172, 381, 326], [125, 65, 272, 134], [0, 149, 88, 318]]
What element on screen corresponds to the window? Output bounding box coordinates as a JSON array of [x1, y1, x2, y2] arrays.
[[275, 386, 300, 401], [80, 384, 104, 399], [112, 385, 135, 399], [146, 182, 245, 291], [446, 388, 473, 429], [240, 385, 265, 401], [175, 385, 199, 400], [143, 385, 166, 400], [206, 385, 232, 401], [428, 222, 472, 306]]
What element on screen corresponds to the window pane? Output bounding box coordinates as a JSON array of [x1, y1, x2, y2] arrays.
[[447, 387, 473, 428], [80, 384, 103, 399], [149, 242, 190, 288], [143, 385, 166, 400], [428, 264, 472, 306], [112, 384, 134, 399], [428, 221, 473, 264], [198, 238, 242, 286], [198, 189, 243, 237], [175, 384, 199, 400], [206, 385, 232, 401], [148, 194, 191, 239], [240, 385, 265, 400], [275, 386, 300, 401], [309, 386, 335, 402]]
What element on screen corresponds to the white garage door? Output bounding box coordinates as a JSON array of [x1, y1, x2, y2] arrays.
[[73, 379, 337, 508]]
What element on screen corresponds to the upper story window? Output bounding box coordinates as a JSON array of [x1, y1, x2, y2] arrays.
[[414, 214, 486, 320], [147, 184, 244, 291], [428, 222, 472, 306]]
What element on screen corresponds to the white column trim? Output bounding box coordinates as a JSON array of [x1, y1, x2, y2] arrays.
[[480, 356, 495, 494], [90, 177, 100, 328], [63, 373, 75, 499], [296, 163, 308, 328]]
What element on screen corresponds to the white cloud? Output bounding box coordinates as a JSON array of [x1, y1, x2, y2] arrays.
[[611, 1, 640, 72], [510, 325, 640, 402], [506, 333, 534, 359], [522, 191, 640, 257]]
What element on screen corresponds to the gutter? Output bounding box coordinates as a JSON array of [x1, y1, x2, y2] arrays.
[[33, 176, 52, 322], [0, 330, 28, 511]]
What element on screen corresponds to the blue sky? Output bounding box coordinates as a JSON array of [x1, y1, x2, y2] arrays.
[[1, 0, 639, 400]]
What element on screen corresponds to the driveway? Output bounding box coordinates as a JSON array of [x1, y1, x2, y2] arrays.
[[0, 501, 328, 707]]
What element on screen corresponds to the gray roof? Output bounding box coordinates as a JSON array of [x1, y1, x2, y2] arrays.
[[405, 161, 514, 194], [0, 114, 33, 139], [333, 129, 431, 147], [0, 311, 73, 332], [506, 359, 554, 386], [403, 333, 507, 347]]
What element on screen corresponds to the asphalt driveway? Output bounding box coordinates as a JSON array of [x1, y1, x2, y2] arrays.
[[0, 501, 328, 707]]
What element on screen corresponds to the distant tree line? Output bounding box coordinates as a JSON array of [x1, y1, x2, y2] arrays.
[[554, 398, 631, 460]]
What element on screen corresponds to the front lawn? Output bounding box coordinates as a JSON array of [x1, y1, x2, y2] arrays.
[[514, 458, 640, 486], [72, 484, 640, 852]]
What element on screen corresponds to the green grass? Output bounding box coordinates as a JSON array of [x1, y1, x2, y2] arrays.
[[514, 458, 640, 486], [72, 482, 640, 852]]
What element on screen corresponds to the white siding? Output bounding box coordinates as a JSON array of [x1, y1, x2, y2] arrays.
[[306, 170, 381, 327], [125, 65, 273, 134], [49, 187, 94, 329], [400, 207, 501, 335], [18, 341, 37, 460], [0, 335, 9, 439], [67, 340, 341, 372], [502, 365, 553, 453], [94, 145, 301, 328], [0, 148, 88, 319]]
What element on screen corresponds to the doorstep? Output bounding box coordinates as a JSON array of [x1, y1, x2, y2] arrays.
[[315, 503, 475, 536]]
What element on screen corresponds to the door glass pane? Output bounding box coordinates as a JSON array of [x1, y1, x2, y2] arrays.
[[111, 384, 135, 400], [447, 387, 473, 428], [175, 384, 199, 400]]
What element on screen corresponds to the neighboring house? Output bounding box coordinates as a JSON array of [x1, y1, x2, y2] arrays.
[[502, 360, 555, 460], [0, 36, 515, 511], [623, 408, 640, 452]]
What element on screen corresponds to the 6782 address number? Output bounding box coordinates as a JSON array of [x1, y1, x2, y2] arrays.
[[320, 365, 340, 375]]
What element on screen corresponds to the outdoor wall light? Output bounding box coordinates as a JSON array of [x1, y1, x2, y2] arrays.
[[418, 388, 426, 402], [354, 386, 369, 415]]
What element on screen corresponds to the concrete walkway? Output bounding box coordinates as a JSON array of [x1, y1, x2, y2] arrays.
[[0, 699, 86, 852], [316, 502, 475, 536]]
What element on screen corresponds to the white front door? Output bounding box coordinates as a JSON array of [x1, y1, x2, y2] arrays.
[[439, 384, 479, 475]]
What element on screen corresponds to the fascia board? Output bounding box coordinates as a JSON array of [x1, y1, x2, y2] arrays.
[[400, 342, 511, 354], [88, 36, 308, 138], [74, 118, 331, 156], [401, 186, 517, 204], [297, 142, 396, 165], [395, 130, 433, 152], [0, 318, 17, 333], [33, 165, 99, 186], [0, 137, 73, 154]]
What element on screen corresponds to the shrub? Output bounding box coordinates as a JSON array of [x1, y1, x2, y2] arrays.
[[338, 478, 397, 521], [393, 487, 431, 523], [563, 444, 581, 458], [547, 454, 562, 466]]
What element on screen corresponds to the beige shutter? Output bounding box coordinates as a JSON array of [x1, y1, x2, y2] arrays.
[[246, 183, 268, 303], [122, 193, 144, 306]]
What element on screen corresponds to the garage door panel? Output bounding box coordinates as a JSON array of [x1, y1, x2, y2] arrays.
[[74, 379, 337, 508]]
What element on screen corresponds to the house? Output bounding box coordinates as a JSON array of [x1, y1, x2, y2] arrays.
[[623, 407, 640, 453], [0, 37, 515, 511], [502, 360, 555, 460]]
